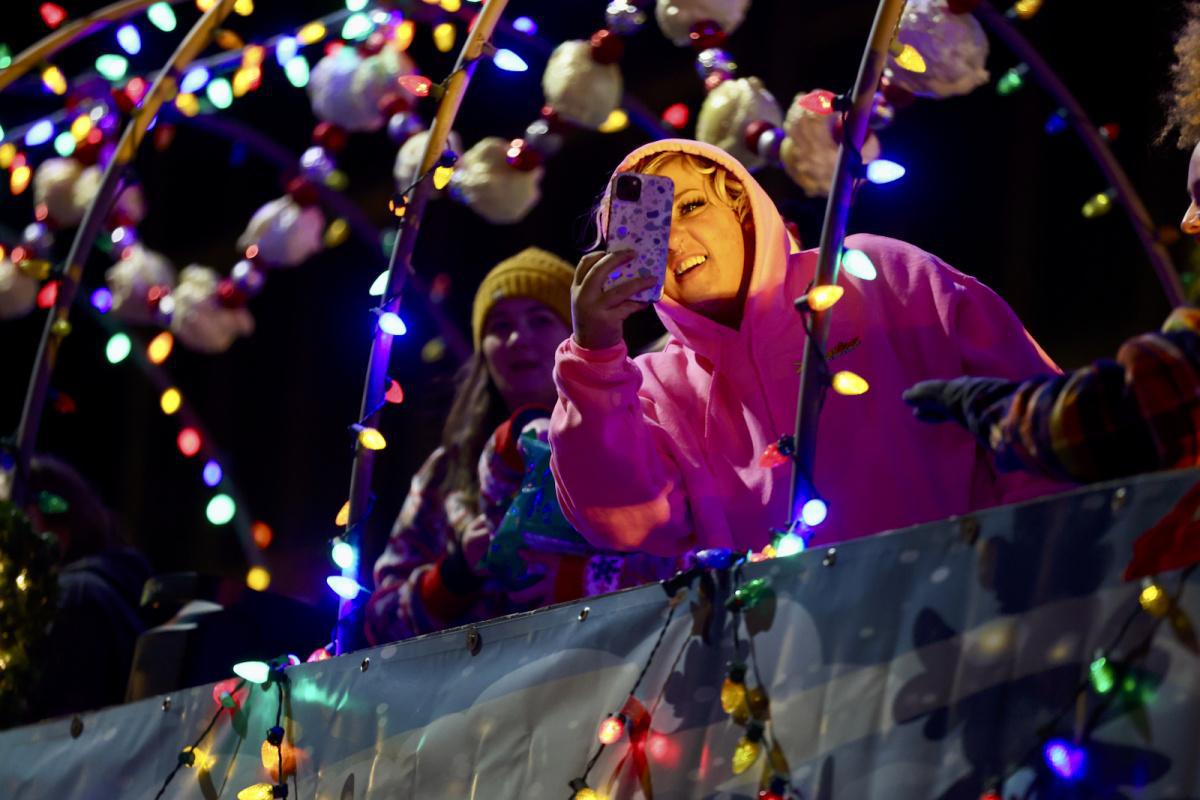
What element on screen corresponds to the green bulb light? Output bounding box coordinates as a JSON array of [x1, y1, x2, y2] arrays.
[[206, 493, 236, 525], [206, 77, 233, 109], [147, 2, 177, 32], [105, 333, 132, 364], [95, 54, 129, 82], [53, 130, 76, 157], [284, 56, 310, 88]]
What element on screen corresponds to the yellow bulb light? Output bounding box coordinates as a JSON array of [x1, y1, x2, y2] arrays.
[[731, 736, 762, 775], [335, 500, 351, 527], [720, 676, 747, 713], [1013, 0, 1043, 19], [1139, 581, 1170, 617], [394, 20, 415, 51], [42, 66, 68, 96], [831, 370, 869, 396], [70, 115, 92, 141], [246, 566, 271, 591], [160, 387, 182, 415], [236, 784, 274, 800], [358, 427, 387, 450], [175, 93, 200, 117], [893, 44, 927, 74], [806, 284, 844, 311], [148, 331, 174, 364], [599, 109, 629, 133], [433, 166, 454, 190], [433, 22, 456, 53], [297, 22, 326, 45]]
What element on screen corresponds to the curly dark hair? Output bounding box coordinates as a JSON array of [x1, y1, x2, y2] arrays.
[[1162, 2, 1200, 147]]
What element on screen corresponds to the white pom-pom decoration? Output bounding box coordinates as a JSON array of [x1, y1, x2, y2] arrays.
[[542, 41, 622, 129], [169, 266, 255, 354], [655, 0, 751, 46], [33, 158, 84, 226], [0, 256, 38, 320], [237, 196, 325, 268], [779, 94, 881, 197], [31, 160, 144, 227], [393, 129, 464, 192], [695, 77, 783, 168], [309, 46, 415, 132], [886, 0, 989, 99], [106, 245, 176, 325], [449, 138, 544, 225]]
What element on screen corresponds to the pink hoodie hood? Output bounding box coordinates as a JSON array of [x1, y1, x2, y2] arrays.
[[551, 139, 1064, 556]]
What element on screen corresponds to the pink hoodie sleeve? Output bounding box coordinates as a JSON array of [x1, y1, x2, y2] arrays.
[[939, 269, 1072, 505], [549, 338, 696, 557]]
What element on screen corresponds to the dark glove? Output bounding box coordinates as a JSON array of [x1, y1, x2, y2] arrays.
[[902, 376, 1019, 436]]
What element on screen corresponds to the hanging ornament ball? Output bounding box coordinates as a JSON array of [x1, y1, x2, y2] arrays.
[[286, 177, 321, 207], [523, 119, 565, 158], [231, 259, 267, 296], [387, 111, 424, 144], [880, 73, 917, 110], [299, 146, 335, 182], [216, 278, 248, 308], [656, 0, 751, 47], [605, 0, 647, 34], [376, 91, 410, 120], [688, 19, 727, 51], [505, 139, 544, 172], [695, 47, 737, 82], [589, 28, 625, 64], [312, 121, 348, 153]]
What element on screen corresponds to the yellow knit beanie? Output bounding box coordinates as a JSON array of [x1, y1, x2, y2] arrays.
[[471, 247, 575, 348]]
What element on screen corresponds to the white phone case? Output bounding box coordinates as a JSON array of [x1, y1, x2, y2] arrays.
[[603, 172, 674, 303]]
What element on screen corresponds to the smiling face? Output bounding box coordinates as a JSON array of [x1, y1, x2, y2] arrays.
[[638, 154, 753, 327], [1183, 141, 1200, 237], [481, 297, 570, 411]]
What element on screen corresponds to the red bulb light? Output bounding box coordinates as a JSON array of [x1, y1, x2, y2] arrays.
[[385, 380, 405, 404], [36, 281, 60, 309], [661, 102, 690, 130], [797, 89, 837, 116], [597, 715, 625, 745], [39, 3, 68, 29], [177, 427, 202, 457], [398, 75, 432, 97]]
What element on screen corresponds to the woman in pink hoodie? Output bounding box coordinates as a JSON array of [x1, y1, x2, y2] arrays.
[[550, 139, 1066, 557]]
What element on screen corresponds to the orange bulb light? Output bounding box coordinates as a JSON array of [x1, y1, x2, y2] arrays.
[[597, 715, 625, 744]]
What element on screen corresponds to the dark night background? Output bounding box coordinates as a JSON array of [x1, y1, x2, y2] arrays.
[[0, 0, 1195, 620]]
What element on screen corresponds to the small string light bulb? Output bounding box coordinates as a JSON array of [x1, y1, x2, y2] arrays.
[[1138, 579, 1170, 617], [597, 714, 626, 744], [806, 284, 843, 311], [831, 370, 869, 396], [720, 662, 747, 714], [232, 660, 271, 684], [892, 43, 927, 73], [732, 721, 765, 774], [356, 426, 387, 450]]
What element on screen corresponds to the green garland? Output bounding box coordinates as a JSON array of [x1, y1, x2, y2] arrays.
[[0, 501, 59, 729]]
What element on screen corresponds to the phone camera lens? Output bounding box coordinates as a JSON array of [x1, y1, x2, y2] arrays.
[[615, 175, 642, 202]]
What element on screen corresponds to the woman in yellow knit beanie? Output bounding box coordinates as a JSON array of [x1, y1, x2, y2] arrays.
[[366, 247, 575, 644]]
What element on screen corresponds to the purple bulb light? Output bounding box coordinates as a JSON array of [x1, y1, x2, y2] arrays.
[[1043, 739, 1086, 781], [90, 287, 113, 313], [202, 460, 223, 487]]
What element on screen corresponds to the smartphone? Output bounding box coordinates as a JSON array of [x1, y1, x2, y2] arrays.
[[602, 171, 674, 302]]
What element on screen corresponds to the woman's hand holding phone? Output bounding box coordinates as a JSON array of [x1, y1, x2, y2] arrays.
[[571, 250, 658, 350]]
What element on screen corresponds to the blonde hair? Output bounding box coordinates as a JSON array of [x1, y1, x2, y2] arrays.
[[1162, 2, 1200, 148], [635, 151, 752, 225], [589, 151, 753, 248]]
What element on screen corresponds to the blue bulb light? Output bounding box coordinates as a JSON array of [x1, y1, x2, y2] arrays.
[[202, 460, 223, 487], [866, 159, 906, 185], [327, 575, 365, 599], [378, 312, 407, 336], [25, 120, 55, 146], [180, 66, 209, 94], [1044, 109, 1068, 136], [117, 23, 142, 55], [1043, 739, 1086, 782], [801, 498, 828, 528], [492, 48, 528, 72], [274, 35, 298, 66], [512, 16, 537, 35], [90, 287, 113, 313], [331, 540, 357, 570]]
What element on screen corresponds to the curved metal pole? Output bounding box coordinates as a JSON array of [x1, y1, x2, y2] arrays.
[[11, 0, 237, 506], [0, 0, 177, 93], [788, 0, 908, 527], [337, 0, 511, 650], [973, 1, 1184, 308]]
